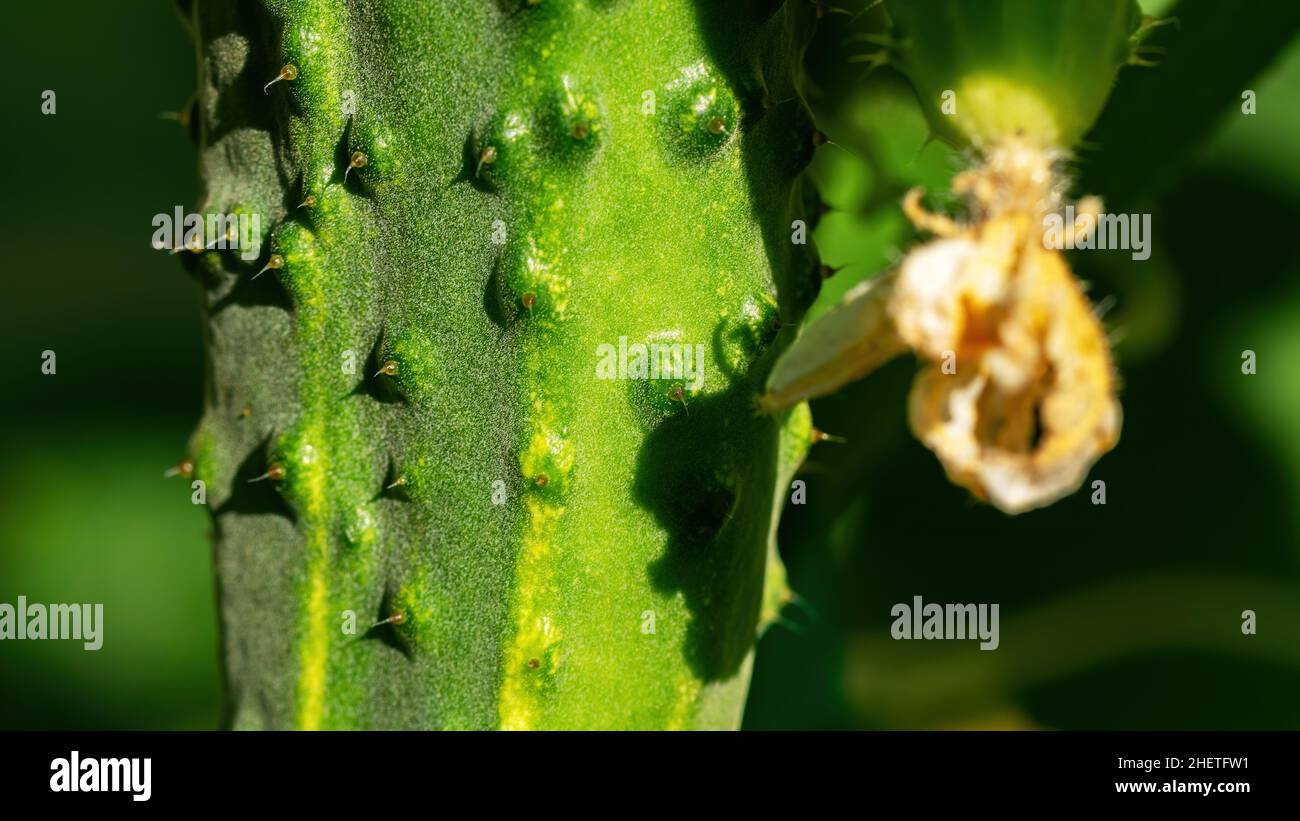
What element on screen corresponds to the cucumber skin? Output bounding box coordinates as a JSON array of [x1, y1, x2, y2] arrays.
[[181, 0, 818, 729]]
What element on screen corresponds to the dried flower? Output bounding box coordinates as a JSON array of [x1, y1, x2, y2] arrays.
[[764, 137, 1121, 514]]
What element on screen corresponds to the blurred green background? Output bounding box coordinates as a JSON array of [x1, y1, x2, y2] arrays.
[[1, 0, 1298, 729]]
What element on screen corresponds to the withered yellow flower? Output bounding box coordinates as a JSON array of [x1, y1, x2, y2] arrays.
[[764, 136, 1121, 514]]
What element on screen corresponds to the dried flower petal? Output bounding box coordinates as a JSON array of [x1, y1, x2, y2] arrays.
[[760, 274, 905, 413], [906, 232, 1121, 513]]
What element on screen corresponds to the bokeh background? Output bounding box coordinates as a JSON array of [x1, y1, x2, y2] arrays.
[[2, 0, 1298, 729]]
